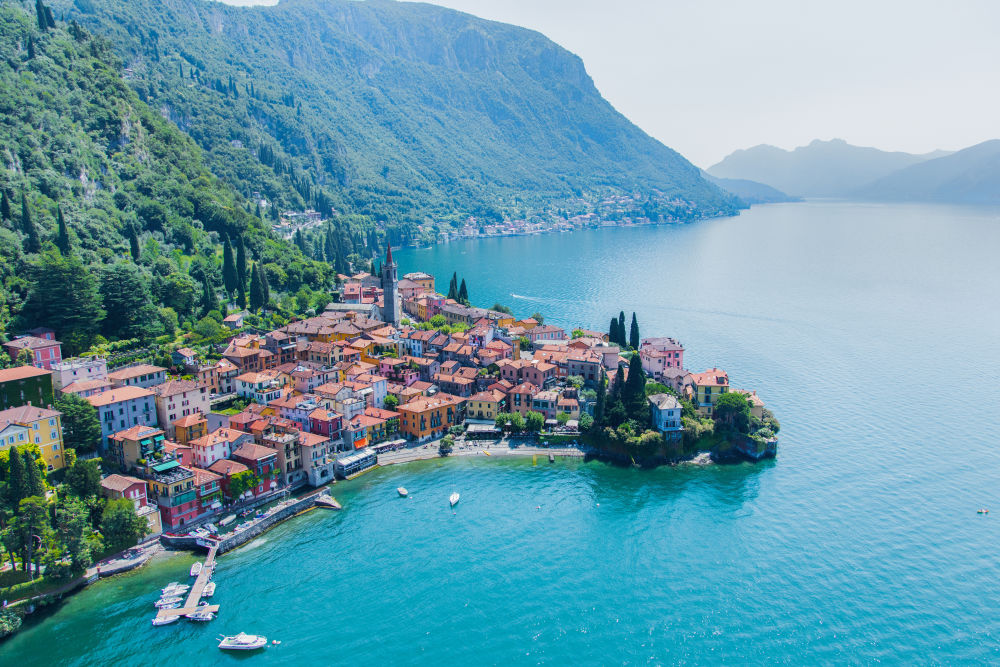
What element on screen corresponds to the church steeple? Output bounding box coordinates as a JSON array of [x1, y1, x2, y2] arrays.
[[381, 243, 400, 326]]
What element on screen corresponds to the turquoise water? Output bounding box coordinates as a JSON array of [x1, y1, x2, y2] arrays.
[[6, 201, 1000, 663]]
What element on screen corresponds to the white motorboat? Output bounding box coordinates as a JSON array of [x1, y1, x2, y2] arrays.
[[163, 581, 180, 589], [397, 487, 408, 497], [186, 610, 215, 622], [151, 615, 180, 626], [218, 632, 268, 651], [155, 596, 184, 608], [201, 582, 216, 598], [449, 492, 460, 507], [219, 515, 236, 527], [190, 562, 203, 577], [161, 584, 190, 594]]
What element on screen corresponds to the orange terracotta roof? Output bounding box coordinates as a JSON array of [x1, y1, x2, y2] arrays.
[[86, 386, 155, 407]]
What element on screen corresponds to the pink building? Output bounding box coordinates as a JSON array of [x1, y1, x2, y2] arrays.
[[639, 337, 685, 380], [3, 332, 63, 369]]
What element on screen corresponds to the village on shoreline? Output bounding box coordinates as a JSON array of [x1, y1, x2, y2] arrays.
[[0, 246, 778, 634]]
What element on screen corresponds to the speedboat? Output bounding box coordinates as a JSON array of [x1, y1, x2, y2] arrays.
[[155, 596, 184, 608], [220, 515, 236, 527], [397, 487, 408, 497], [201, 582, 216, 598], [151, 615, 180, 626], [162, 584, 190, 594], [449, 492, 460, 507], [186, 610, 215, 622], [190, 562, 203, 577], [218, 632, 268, 651]]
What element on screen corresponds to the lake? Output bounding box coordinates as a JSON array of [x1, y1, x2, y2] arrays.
[[6, 201, 1000, 664]]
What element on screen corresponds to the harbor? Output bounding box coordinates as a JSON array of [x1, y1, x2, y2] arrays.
[[154, 543, 220, 621]]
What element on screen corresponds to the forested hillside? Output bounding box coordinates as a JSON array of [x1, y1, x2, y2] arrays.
[[53, 0, 739, 240], [0, 5, 345, 355]]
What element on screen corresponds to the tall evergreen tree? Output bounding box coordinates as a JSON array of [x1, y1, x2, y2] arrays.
[[447, 272, 458, 300], [26, 35, 35, 59], [629, 312, 640, 350], [236, 282, 247, 310], [0, 190, 10, 222], [611, 364, 625, 400], [236, 237, 247, 290], [260, 262, 271, 306], [18, 246, 103, 354], [617, 311, 627, 349], [221, 235, 237, 295], [8, 448, 28, 510], [249, 263, 265, 311], [609, 317, 620, 345], [44, 5, 56, 28], [458, 278, 468, 304], [20, 192, 41, 254], [624, 353, 647, 420], [99, 263, 160, 341], [200, 277, 219, 317], [593, 375, 607, 428], [128, 226, 141, 262], [55, 206, 70, 255], [35, 0, 47, 30], [294, 228, 306, 253], [24, 451, 44, 498]]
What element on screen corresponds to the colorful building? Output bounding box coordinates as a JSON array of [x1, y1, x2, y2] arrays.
[[396, 393, 466, 441], [0, 365, 54, 410], [3, 333, 63, 370], [146, 459, 198, 530], [231, 443, 280, 496], [689, 368, 730, 416], [0, 404, 65, 471], [466, 390, 506, 421], [153, 379, 209, 438], [107, 425, 166, 472], [106, 364, 167, 389], [87, 386, 158, 448]]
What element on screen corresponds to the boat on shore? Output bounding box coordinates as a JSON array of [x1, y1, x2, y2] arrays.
[[218, 633, 268, 651], [449, 492, 460, 507], [152, 615, 180, 626], [202, 582, 216, 598], [397, 487, 408, 497], [315, 494, 342, 509], [219, 515, 236, 527], [190, 562, 203, 577]]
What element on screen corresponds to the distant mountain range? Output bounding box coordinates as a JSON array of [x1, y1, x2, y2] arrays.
[[701, 173, 800, 205], [708, 138, 1000, 204], [855, 140, 1000, 205]]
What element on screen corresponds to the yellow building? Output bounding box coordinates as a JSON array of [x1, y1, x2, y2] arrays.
[[466, 390, 506, 421], [0, 405, 66, 471], [689, 368, 730, 416]]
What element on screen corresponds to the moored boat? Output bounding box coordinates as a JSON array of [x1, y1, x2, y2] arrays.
[[397, 487, 408, 497], [219, 515, 236, 527], [190, 561, 203, 577], [449, 492, 460, 507], [155, 596, 183, 608], [186, 610, 215, 622], [218, 632, 268, 651], [151, 615, 180, 626], [202, 582, 216, 598], [161, 584, 189, 594]]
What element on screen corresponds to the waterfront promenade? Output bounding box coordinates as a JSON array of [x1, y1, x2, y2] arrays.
[[377, 440, 587, 466]]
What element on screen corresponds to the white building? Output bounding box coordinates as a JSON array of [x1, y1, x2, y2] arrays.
[[50, 357, 107, 393]]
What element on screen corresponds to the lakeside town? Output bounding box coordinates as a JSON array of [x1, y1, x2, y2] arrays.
[[0, 246, 777, 634]]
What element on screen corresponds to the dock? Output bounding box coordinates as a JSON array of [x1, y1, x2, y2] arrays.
[[156, 542, 220, 619]]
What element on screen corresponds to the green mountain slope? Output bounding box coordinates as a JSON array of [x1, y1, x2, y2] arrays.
[[0, 6, 333, 352], [854, 140, 1000, 204], [55, 0, 740, 236], [708, 139, 949, 198]]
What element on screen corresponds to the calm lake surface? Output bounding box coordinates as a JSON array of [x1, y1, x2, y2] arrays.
[[6, 201, 1000, 664]]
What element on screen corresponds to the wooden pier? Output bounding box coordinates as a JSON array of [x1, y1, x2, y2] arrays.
[[156, 542, 220, 619]]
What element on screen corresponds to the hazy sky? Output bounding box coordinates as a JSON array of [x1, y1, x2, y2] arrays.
[[220, 0, 999, 167]]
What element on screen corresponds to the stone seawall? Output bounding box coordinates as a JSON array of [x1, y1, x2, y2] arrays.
[[217, 491, 324, 554]]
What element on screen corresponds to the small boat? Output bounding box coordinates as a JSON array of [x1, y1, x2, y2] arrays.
[[151, 615, 180, 626], [190, 562, 203, 577], [978, 509, 990, 514], [163, 581, 180, 589], [548, 454, 555, 463], [162, 584, 189, 594], [449, 492, 460, 507], [155, 596, 184, 608], [186, 610, 215, 622], [219, 515, 236, 527], [397, 487, 408, 497], [202, 582, 216, 598], [218, 632, 268, 651]]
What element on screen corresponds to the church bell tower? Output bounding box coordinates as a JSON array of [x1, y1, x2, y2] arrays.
[[381, 245, 400, 326]]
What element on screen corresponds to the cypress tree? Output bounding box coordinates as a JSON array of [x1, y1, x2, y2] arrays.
[[128, 226, 141, 261], [260, 262, 270, 307], [611, 364, 625, 400], [222, 236, 237, 295], [629, 312, 640, 350], [249, 263, 265, 311], [20, 192, 41, 253], [44, 6, 56, 28], [609, 317, 619, 345], [593, 375, 607, 428], [55, 206, 70, 255], [294, 228, 305, 253], [617, 311, 626, 348], [24, 450, 44, 498], [8, 448, 28, 509], [624, 353, 647, 419], [447, 272, 458, 300], [35, 0, 46, 30], [201, 277, 218, 317], [236, 237, 247, 290], [1, 190, 11, 221], [458, 279, 468, 305], [26, 35, 35, 59], [237, 282, 247, 310]]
